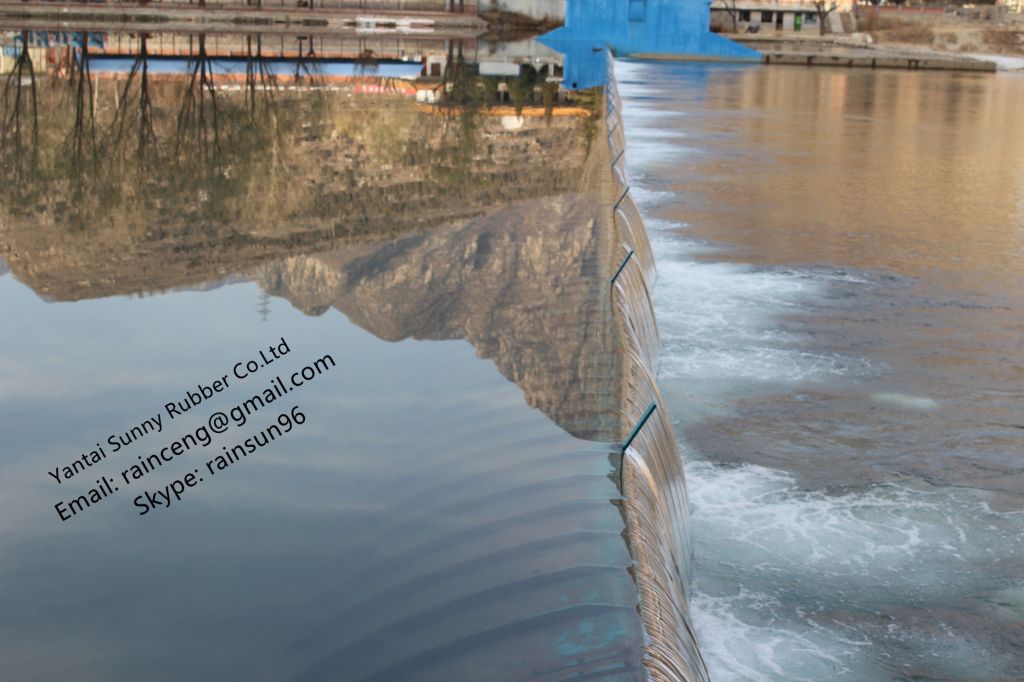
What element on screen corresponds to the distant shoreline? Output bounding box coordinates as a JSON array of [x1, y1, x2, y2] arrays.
[[730, 15, 1024, 73]]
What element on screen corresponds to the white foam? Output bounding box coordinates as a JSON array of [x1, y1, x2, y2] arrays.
[[684, 461, 1017, 577], [870, 392, 939, 410], [686, 461, 1023, 679], [627, 185, 676, 207], [651, 254, 871, 385], [624, 139, 702, 165], [690, 588, 872, 682]]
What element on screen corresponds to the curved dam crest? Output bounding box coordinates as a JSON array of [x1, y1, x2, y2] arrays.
[[607, 61, 710, 682], [0, 28, 708, 680]]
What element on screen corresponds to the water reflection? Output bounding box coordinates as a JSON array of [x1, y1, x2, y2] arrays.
[[0, 29, 618, 438], [642, 64, 1024, 501], [0, 29, 649, 681]]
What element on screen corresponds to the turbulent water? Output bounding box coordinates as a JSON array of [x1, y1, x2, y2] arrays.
[[616, 60, 1024, 681]]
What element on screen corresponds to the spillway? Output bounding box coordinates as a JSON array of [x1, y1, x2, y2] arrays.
[[606, 63, 711, 682], [0, 30, 711, 681]]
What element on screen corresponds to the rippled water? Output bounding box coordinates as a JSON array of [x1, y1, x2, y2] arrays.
[[617, 60, 1024, 681], [0, 30, 654, 681]]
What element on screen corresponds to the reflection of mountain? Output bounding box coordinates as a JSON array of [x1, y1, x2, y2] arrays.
[[0, 62, 617, 439], [260, 191, 620, 440]]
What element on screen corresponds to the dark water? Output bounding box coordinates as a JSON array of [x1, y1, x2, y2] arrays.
[[0, 30, 662, 681], [618, 61, 1024, 680]]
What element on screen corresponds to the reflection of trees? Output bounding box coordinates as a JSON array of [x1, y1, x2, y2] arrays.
[[62, 34, 99, 204], [244, 34, 277, 122], [106, 33, 158, 172], [434, 45, 481, 192], [432, 47, 579, 188], [2, 51, 598, 312], [51, 34, 109, 230], [294, 35, 325, 85], [442, 42, 478, 108], [354, 39, 379, 77], [0, 30, 596, 255], [0, 31, 306, 230], [440, 48, 561, 121], [0, 31, 39, 189], [176, 34, 221, 172]]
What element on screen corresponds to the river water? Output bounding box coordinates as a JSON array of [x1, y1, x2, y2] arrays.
[[3, 26, 1021, 680], [617, 61, 1024, 680], [0, 31, 659, 681]]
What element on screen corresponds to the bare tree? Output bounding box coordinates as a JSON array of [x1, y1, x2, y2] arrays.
[[244, 34, 279, 122], [814, 0, 838, 36], [176, 34, 221, 172], [293, 35, 325, 86], [1, 31, 40, 188], [105, 33, 158, 172], [63, 33, 99, 191], [712, 0, 741, 33]]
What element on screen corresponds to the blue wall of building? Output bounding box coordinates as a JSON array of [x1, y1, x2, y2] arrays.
[[540, 0, 759, 88]]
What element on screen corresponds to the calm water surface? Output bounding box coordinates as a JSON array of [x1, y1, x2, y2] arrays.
[[618, 62, 1024, 681], [0, 32, 649, 681]]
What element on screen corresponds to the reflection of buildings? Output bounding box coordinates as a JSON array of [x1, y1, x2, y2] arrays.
[[1, 29, 575, 103], [0, 39, 46, 75], [681, 66, 1024, 287]]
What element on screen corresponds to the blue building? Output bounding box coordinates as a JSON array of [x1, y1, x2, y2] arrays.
[[540, 0, 759, 88]]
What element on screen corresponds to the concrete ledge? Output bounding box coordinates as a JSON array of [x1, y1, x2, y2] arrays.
[[763, 51, 997, 72], [628, 52, 761, 63]]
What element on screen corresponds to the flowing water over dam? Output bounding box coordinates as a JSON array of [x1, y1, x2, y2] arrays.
[[0, 30, 711, 681], [609, 75, 709, 681], [617, 60, 1024, 681], [12, 20, 1019, 681]]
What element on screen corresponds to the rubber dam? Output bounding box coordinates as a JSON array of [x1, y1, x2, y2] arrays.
[[0, 6, 750, 678]]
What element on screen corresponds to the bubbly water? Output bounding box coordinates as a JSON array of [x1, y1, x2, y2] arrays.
[[616, 60, 1024, 680]]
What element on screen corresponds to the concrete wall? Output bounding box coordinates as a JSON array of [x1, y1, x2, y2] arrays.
[[478, 0, 566, 20]]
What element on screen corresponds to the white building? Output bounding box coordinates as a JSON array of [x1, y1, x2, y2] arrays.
[[711, 0, 852, 34]]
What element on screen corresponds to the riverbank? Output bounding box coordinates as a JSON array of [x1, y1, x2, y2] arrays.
[[736, 34, 1002, 72], [730, 11, 1024, 72]]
